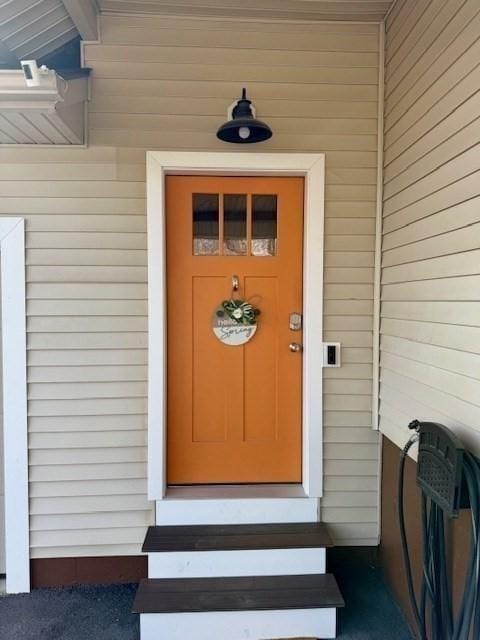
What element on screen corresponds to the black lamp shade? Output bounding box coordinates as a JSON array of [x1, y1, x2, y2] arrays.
[[217, 89, 272, 144]]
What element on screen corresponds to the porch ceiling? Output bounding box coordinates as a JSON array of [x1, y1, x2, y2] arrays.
[[98, 0, 394, 22], [0, 0, 98, 69]]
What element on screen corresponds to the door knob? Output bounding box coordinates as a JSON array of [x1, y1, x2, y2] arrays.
[[289, 342, 303, 353]]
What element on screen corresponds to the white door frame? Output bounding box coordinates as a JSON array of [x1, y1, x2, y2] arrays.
[[147, 151, 325, 501], [0, 218, 29, 593]]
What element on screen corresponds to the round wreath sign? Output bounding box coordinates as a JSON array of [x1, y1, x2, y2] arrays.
[[212, 299, 260, 346]]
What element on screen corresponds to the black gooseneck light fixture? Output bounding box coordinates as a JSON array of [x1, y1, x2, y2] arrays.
[[216, 88, 272, 144]]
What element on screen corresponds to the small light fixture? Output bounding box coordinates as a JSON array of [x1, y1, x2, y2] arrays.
[[216, 88, 272, 144]]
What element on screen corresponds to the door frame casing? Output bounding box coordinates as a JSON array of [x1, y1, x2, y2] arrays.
[[147, 151, 325, 500]]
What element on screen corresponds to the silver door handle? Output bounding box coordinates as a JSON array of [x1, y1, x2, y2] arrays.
[[289, 342, 303, 353]]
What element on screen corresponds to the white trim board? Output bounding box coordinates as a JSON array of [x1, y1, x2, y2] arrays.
[[0, 218, 29, 594], [147, 151, 325, 507]]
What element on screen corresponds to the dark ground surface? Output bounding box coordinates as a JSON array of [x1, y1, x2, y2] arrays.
[[0, 550, 414, 640]]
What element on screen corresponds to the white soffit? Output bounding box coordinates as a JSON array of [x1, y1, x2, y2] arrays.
[[0, 68, 89, 144], [98, 0, 394, 22]]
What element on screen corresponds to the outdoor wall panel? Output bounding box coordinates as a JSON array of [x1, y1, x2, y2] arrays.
[[379, 0, 480, 455], [0, 14, 381, 559]]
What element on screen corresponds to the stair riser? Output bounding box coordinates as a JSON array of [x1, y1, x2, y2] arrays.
[[140, 608, 337, 640], [148, 547, 326, 578], [155, 497, 318, 525]]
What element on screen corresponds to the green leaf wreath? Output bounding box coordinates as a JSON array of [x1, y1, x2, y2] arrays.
[[217, 299, 260, 325]]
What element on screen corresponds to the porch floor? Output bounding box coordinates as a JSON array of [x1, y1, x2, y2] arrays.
[[0, 550, 413, 639]]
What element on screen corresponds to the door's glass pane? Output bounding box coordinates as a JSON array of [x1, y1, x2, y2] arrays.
[[252, 195, 277, 256], [224, 194, 247, 256], [193, 193, 219, 255]]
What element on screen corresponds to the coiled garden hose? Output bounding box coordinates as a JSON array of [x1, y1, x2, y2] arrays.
[[398, 431, 480, 640]]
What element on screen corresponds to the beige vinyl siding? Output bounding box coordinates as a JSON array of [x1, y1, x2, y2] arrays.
[[0, 146, 151, 559], [85, 14, 381, 548], [1, 14, 381, 558], [379, 0, 480, 455]]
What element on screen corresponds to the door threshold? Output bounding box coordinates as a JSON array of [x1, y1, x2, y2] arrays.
[[164, 484, 308, 500]]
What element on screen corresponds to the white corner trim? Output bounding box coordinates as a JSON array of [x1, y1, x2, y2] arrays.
[[147, 151, 325, 501], [0, 218, 29, 594], [372, 22, 385, 431]]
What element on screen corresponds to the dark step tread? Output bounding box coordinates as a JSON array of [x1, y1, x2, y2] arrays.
[[133, 573, 344, 614], [142, 522, 333, 553]]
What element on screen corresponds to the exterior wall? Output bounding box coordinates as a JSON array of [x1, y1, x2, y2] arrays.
[[379, 0, 480, 453], [379, 0, 480, 627], [0, 14, 381, 560]]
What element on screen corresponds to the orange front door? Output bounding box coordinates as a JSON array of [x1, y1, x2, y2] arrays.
[[166, 175, 304, 484]]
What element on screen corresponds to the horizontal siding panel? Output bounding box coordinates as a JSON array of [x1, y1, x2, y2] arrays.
[[382, 198, 480, 252], [385, 22, 480, 135], [384, 110, 480, 196], [30, 478, 148, 498], [325, 299, 374, 314], [381, 301, 480, 328], [90, 129, 377, 151], [30, 527, 147, 548], [339, 348, 373, 364], [384, 146, 480, 216], [28, 398, 147, 417], [27, 283, 147, 299], [324, 411, 373, 428], [385, 0, 463, 86], [381, 351, 480, 407], [29, 414, 147, 433], [90, 61, 378, 85], [324, 443, 378, 460], [324, 460, 379, 476], [382, 276, 480, 301], [322, 508, 377, 523], [28, 365, 147, 383], [381, 318, 480, 354], [90, 112, 377, 136], [0, 197, 145, 215], [381, 334, 480, 378], [382, 250, 480, 284], [385, 65, 480, 171], [30, 494, 150, 515], [321, 492, 378, 508], [324, 476, 378, 491], [324, 427, 378, 443], [28, 317, 146, 332], [27, 349, 148, 367], [30, 447, 147, 465], [324, 380, 372, 395], [100, 21, 379, 52], [380, 371, 480, 438], [86, 44, 379, 68], [0, 181, 145, 198], [29, 430, 146, 448], [30, 462, 147, 482], [92, 78, 379, 104], [26, 232, 147, 250], [28, 381, 147, 400], [30, 510, 152, 531], [30, 544, 143, 559], [27, 266, 147, 283], [27, 299, 148, 315], [27, 249, 147, 267], [27, 333, 147, 350]]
